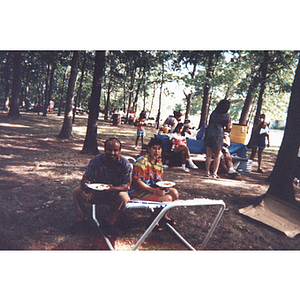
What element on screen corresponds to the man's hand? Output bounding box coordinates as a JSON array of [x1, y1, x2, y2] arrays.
[[81, 178, 91, 191]]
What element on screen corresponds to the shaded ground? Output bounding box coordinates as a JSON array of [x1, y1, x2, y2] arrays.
[[1, 111, 300, 251]]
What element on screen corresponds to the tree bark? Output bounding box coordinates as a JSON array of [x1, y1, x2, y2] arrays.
[[73, 51, 87, 123], [198, 52, 219, 128], [8, 51, 22, 118], [58, 51, 80, 139], [81, 51, 106, 154], [156, 61, 164, 129], [58, 67, 68, 116], [239, 60, 264, 125], [247, 51, 269, 146], [266, 56, 300, 206], [42, 62, 51, 116], [199, 83, 211, 128], [3, 52, 11, 111]]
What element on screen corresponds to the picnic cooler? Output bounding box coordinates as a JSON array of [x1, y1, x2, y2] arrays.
[[237, 159, 252, 173], [230, 124, 248, 144]]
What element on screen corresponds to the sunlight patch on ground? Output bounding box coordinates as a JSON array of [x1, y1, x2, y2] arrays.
[[204, 178, 249, 187], [0, 123, 30, 128]]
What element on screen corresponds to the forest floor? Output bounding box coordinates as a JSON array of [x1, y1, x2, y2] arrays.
[[1, 110, 300, 251]]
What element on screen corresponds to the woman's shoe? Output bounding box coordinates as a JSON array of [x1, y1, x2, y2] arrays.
[[161, 217, 176, 226], [205, 172, 210, 177], [212, 174, 219, 179], [153, 223, 164, 232], [188, 161, 199, 169]]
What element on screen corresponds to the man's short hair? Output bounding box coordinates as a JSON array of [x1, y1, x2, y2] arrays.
[[148, 137, 163, 149], [104, 137, 122, 150]]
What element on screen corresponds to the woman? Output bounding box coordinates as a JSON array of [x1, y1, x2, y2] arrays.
[[162, 110, 183, 133], [170, 123, 198, 172], [129, 138, 179, 230], [204, 99, 231, 179], [248, 114, 270, 173]]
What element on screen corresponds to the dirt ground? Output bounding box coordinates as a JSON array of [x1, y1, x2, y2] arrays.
[[1, 110, 300, 251]]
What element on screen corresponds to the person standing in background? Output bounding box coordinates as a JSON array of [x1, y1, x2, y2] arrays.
[[248, 114, 270, 173], [204, 99, 231, 179]]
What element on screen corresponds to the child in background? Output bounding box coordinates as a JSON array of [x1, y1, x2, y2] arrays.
[[135, 110, 146, 150]]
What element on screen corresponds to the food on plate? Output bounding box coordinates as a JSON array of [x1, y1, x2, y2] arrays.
[[156, 181, 175, 187], [86, 183, 110, 190]]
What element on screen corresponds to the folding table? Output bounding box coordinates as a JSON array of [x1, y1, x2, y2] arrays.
[[92, 198, 226, 251]]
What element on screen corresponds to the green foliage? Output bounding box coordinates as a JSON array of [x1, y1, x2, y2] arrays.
[[1, 50, 298, 125]]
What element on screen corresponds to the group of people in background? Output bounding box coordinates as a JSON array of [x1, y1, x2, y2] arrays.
[[115, 103, 271, 179]]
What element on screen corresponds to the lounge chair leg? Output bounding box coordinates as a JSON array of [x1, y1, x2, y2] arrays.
[[92, 204, 115, 251]]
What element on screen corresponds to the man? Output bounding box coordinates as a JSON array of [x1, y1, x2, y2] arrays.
[[71, 138, 132, 236]]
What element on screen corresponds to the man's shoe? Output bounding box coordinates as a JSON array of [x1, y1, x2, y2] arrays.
[[68, 219, 91, 234], [100, 220, 115, 238]]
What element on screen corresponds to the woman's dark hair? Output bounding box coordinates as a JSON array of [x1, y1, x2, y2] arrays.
[[215, 99, 230, 114], [148, 137, 163, 149], [174, 122, 184, 133]]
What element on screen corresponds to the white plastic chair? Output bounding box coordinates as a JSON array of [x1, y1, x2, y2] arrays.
[[92, 197, 226, 251]]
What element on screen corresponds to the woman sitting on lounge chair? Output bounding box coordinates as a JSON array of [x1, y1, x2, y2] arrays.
[[129, 138, 179, 231]]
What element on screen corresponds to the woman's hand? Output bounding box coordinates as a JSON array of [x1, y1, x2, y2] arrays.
[[154, 187, 165, 196]]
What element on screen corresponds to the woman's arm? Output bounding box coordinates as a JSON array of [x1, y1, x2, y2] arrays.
[[132, 178, 165, 196]]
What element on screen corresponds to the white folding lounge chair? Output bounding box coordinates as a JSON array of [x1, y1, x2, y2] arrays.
[[92, 198, 226, 251]]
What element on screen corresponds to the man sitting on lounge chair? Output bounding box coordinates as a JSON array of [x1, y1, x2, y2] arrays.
[[70, 137, 132, 237]]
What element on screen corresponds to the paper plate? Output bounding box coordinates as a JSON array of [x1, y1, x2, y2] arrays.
[[156, 181, 175, 188], [86, 183, 110, 191]]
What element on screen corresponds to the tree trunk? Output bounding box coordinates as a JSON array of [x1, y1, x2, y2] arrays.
[[148, 83, 156, 118], [133, 67, 145, 109], [156, 62, 164, 129], [239, 60, 265, 125], [199, 83, 211, 128], [266, 56, 300, 206], [247, 51, 269, 146], [3, 52, 11, 111], [81, 51, 106, 154], [42, 63, 51, 116], [58, 51, 80, 139], [125, 65, 136, 124], [58, 67, 68, 116], [104, 76, 112, 120], [73, 52, 87, 123], [198, 53, 217, 128], [8, 51, 22, 118], [184, 63, 197, 122]]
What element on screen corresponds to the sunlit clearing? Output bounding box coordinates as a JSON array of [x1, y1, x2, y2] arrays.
[[204, 179, 246, 187], [0, 123, 30, 128]]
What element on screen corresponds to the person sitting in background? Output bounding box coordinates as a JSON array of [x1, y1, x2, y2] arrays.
[[170, 123, 198, 172], [219, 130, 240, 176], [182, 123, 196, 140], [129, 138, 179, 231], [162, 110, 183, 133]]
